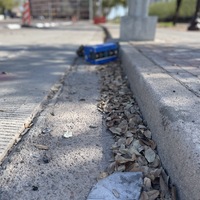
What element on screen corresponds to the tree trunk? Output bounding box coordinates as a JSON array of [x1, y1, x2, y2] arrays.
[[188, 0, 200, 30], [173, 0, 182, 25]]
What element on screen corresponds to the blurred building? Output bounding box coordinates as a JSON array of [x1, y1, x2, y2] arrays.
[[150, 0, 173, 3], [30, 0, 89, 19]]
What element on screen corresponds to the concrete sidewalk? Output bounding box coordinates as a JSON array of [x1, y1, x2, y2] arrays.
[[105, 24, 200, 200], [0, 22, 118, 200], [0, 22, 103, 164]]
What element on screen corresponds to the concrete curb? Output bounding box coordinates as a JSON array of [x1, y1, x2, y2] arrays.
[[120, 43, 200, 200]]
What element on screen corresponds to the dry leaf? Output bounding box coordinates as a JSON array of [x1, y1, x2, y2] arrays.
[[149, 155, 160, 168], [89, 125, 98, 129], [161, 169, 170, 187], [138, 125, 146, 129], [147, 190, 160, 200], [98, 172, 108, 180], [129, 118, 137, 128], [126, 137, 133, 146], [132, 140, 144, 152], [141, 139, 157, 150], [119, 144, 127, 154], [117, 165, 125, 172], [118, 120, 128, 133], [140, 166, 149, 176], [126, 163, 141, 172], [117, 138, 126, 146], [124, 103, 133, 110], [106, 116, 112, 121], [149, 140, 157, 150], [111, 143, 118, 150], [150, 168, 162, 179], [128, 147, 141, 156], [109, 127, 122, 135], [138, 156, 148, 166], [118, 119, 128, 127], [160, 175, 170, 198], [113, 149, 119, 154], [131, 153, 136, 161], [145, 148, 156, 163], [115, 154, 135, 164], [144, 130, 152, 139], [98, 62, 174, 199], [124, 110, 133, 119], [144, 177, 152, 191], [97, 107, 104, 113], [107, 121, 114, 127], [34, 144, 49, 150], [107, 162, 116, 174], [112, 189, 120, 198], [125, 131, 133, 138], [24, 122, 33, 128], [140, 191, 148, 200], [138, 144, 145, 153], [171, 185, 177, 200]]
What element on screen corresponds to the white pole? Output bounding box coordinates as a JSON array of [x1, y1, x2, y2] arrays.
[[77, 0, 80, 20], [89, 0, 94, 21], [99, 0, 102, 16], [48, 2, 52, 20], [128, 0, 149, 17]]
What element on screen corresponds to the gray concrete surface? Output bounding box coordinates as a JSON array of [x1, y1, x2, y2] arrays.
[[120, 0, 157, 41], [0, 57, 114, 200], [120, 16, 157, 41], [0, 22, 117, 200], [0, 22, 102, 163], [105, 24, 200, 200], [128, 0, 149, 17]]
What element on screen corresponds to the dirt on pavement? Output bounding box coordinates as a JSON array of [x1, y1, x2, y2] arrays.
[[0, 58, 113, 200]]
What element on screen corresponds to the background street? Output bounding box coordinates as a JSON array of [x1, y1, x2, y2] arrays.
[[0, 22, 102, 162]]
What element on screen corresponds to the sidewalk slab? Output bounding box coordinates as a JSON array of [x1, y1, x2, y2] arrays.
[[120, 42, 200, 200]]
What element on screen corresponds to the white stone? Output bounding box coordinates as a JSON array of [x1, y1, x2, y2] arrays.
[[87, 172, 143, 200]]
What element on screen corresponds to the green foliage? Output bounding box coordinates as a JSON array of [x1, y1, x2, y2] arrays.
[[102, 0, 126, 8], [158, 22, 174, 27], [149, 0, 196, 21], [0, 0, 17, 13], [178, 0, 196, 17]]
